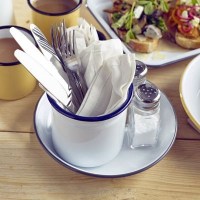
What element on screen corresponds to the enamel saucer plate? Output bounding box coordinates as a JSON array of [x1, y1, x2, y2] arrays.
[[34, 93, 177, 178], [180, 54, 200, 130]]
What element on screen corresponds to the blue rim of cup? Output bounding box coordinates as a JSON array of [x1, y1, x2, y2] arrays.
[[0, 25, 36, 67], [27, 0, 82, 16], [47, 84, 134, 122]]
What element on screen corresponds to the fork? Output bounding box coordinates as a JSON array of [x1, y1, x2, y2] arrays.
[[29, 24, 80, 112], [61, 26, 88, 98], [51, 24, 84, 109], [51, 22, 88, 108]]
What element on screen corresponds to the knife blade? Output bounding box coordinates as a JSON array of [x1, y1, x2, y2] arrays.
[[10, 27, 71, 97], [14, 49, 72, 109]]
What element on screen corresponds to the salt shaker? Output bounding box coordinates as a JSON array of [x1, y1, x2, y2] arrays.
[[126, 60, 148, 146], [130, 82, 161, 148], [133, 60, 148, 89]]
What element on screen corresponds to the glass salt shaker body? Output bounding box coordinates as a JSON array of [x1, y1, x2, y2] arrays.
[[126, 60, 148, 146], [131, 82, 161, 148]]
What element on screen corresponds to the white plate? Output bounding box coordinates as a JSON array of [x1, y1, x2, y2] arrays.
[[34, 93, 177, 178], [86, 0, 200, 67], [180, 54, 200, 130]]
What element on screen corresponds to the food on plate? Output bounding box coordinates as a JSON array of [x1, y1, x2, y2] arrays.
[[166, 0, 200, 49], [104, 0, 170, 53], [105, 0, 200, 52]]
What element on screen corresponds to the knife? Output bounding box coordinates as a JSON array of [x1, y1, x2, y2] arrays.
[[30, 24, 61, 65], [10, 27, 71, 97], [14, 49, 72, 109]]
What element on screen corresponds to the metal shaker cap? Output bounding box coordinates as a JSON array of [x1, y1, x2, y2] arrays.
[[135, 60, 148, 79], [134, 82, 161, 110]]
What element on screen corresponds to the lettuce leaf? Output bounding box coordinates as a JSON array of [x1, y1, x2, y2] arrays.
[[160, 0, 169, 12], [124, 29, 135, 43], [138, 0, 156, 15], [192, 0, 200, 5], [111, 12, 129, 29]]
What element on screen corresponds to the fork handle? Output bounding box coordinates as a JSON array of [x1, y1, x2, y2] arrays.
[[75, 70, 88, 97], [63, 62, 87, 97], [64, 68, 83, 108]]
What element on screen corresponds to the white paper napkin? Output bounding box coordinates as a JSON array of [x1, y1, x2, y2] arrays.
[[67, 18, 100, 56], [78, 18, 99, 46], [76, 53, 136, 117], [79, 39, 124, 87], [66, 19, 136, 117]]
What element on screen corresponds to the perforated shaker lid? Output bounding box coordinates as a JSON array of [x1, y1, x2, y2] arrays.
[[134, 82, 161, 110]]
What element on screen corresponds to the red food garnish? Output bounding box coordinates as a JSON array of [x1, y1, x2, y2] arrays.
[[167, 4, 200, 38]]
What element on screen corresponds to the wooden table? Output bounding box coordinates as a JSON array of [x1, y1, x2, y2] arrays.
[[0, 0, 200, 199]]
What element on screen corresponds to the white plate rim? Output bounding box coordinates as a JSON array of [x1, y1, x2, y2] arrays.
[[179, 54, 200, 130], [86, 0, 200, 67]]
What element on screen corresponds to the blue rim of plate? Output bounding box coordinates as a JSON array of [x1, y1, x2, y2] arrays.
[[34, 91, 177, 178]]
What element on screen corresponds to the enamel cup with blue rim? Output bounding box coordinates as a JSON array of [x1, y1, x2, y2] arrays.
[[0, 26, 36, 100], [47, 85, 133, 168]]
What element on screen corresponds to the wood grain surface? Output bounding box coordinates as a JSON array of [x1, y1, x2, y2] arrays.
[[0, 0, 199, 199]]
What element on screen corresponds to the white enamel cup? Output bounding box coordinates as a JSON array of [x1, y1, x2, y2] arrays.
[[47, 85, 133, 167]]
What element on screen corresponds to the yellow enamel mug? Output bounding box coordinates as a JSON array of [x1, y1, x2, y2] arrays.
[[0, 26, 36, 100], [27, 0, 82, 41]]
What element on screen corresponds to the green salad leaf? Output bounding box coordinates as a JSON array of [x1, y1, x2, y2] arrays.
[[111, 12, 129, 29], [124, 1, 135, 30], [148, 16, 168, 32], [138, 0, 169, 15], [159, 0, 169, 12], [124, 29, 135, 43], [192, 0, 200, 5], [111, 1, 135, 30], [157, 17, 168, 32], [138, 0, 156, 15], [144, 2, 154, 15], [112, 13, 122, 23], [110, 0, 170, 43]]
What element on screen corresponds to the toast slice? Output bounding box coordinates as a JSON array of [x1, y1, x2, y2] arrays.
[[128, 37, 159, 53], [175, 31, 200, 49]]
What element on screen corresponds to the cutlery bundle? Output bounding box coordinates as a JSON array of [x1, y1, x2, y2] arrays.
[[10, 18, 136, 117], [10, 20, 97, 113]]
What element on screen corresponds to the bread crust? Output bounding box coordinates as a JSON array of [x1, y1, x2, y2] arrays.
[[175, 31, 200, 49], [128, 38, 159, 53]]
